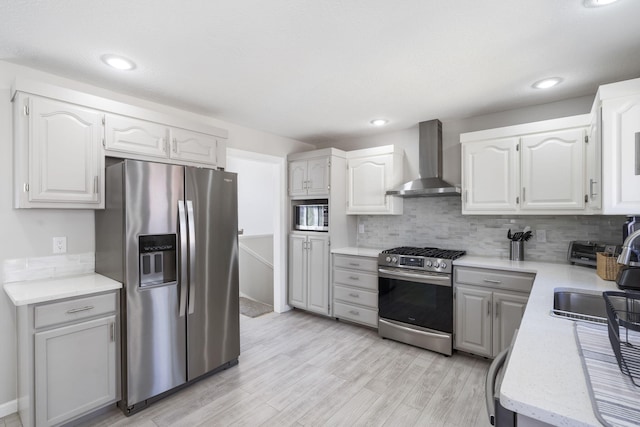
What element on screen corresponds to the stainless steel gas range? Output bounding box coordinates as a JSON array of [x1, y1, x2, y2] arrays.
[[378, 247, 466, 356]]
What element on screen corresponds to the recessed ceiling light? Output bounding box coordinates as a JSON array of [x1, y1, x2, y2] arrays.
[[532, 77, 563, 89], [583, 0, 620, 7], [370, 119, 388, 126], [101, 54, 136, 71]]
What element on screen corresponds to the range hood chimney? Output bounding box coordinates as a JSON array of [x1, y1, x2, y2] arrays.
[[386, 119, 461, 197]]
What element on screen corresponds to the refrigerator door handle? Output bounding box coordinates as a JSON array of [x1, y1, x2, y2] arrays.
[[178, 200, 188, 317], [186, 200, 197, 315]]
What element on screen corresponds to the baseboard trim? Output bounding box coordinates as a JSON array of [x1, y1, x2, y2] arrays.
[[0, 399, 17, 418]]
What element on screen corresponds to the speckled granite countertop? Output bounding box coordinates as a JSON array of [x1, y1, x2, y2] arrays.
[[4, 273, 122, 306], [331, 247, 383, 257], [454, 256, 620, 427]]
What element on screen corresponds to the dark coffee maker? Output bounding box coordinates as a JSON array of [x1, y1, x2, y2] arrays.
[[617, 215, 640, 290]]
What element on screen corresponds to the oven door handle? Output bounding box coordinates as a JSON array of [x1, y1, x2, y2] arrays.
[[378, 268, 452, 287], [485, 346, 510, 426]]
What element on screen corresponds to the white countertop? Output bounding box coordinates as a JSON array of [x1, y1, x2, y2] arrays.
[[331, 246, 383, 257], [454, 256, 619, 427], [4, 273, 122, 306]]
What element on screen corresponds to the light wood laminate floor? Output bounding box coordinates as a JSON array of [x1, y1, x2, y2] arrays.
[[4, 309, 492, 427]]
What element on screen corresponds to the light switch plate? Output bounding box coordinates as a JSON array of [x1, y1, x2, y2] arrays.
[[358, 223, 365, 234], [53, 237, 67, 254]]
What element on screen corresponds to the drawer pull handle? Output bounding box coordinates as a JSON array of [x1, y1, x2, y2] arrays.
[[66, 305, 94, 314], [349, 310, 360, 316], [348, 293, 360, 298], [349, 276, 360, 280], [483, 279, 501, 284], [349, 263, 360, 266]]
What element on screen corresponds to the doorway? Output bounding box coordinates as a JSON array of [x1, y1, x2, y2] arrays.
[[226, 148, 289, 314]]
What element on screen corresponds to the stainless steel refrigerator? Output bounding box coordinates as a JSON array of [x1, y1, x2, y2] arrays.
[[95, 159, 240, 414]]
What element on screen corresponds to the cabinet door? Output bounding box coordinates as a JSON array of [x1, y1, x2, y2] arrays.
[[586, 110, 602, 211], [170, 128, 218, 166], [104, 114, 168, 159], [306, 234, 330, 315], [288, 160, 308, 196], [27, 96, 103, 206], [492, 291, 528, 356], [602, 94, 640, 214], [288, 234, 307, 308], [35, 316, 117, 426], [521, 128, 585, 210], [462, 139, 519, 213], [306, 158, 330, 196], [454, 285, 492, 357], [347, 154, 392, 214]]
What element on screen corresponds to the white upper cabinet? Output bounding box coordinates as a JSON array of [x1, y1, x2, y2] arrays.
[[288, 157, 330, 197], [105, 114, 168, 159], [346, 145, 403, 215], [585, 108, 602, 211], [598, 81, 640, 214], [11, 80, 228, 210], [14, 94, 105, 209], [462, 138, 519, 212], [170, 128, 218, 166], [461, 115, 590, 215], [105, 115, 219, 167], [520, 128, 585, 210]]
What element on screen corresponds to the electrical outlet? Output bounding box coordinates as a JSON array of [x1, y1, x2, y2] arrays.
[[358, 223, 365, 234], [537, 230, 547, 243], [53, 237, 67, 254]]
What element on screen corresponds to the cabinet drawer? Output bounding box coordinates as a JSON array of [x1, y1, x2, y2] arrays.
[[454, 266, 534, 293], [35, 292, 118, 329], [333, 269, 378, 291], [334, 302, 378, 327], [334, 285, 378, 308], [333, 255, 378, 272]]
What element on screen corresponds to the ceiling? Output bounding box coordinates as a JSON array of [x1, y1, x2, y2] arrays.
[[1, 0, 639, 144]]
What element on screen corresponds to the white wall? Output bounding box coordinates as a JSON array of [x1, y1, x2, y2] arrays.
[[314, 95, 595, 186], [226, 156, 277, 236], [0, 61, 311, 412]]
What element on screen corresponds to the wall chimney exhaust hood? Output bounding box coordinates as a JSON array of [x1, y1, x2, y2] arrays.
[[386, 119, 461, 197]]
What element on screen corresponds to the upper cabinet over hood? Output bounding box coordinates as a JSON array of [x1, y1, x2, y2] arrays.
[[386, 120, 461, 197]]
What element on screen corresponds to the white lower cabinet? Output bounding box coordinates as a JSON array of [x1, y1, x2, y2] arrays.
[[35, 316, 117, 426], [454, 266, 533, 358], [332, 254, 378, 328], [289, 233, 330, 315], [17, 291, 120, 427]]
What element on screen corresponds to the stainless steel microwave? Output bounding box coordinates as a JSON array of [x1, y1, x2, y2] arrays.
[[294, 204, 328, 231]]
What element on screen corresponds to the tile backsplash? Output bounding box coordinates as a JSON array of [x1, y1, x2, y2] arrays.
[[357, 197, 625, 263], [3, 252, 95, 283]]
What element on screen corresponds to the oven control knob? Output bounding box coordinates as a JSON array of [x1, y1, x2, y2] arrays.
[[385, 256, 391, 263], [425, 260, 432, 267], [392, 256, 398, 263], [433, 262, 440, 268], [441, 262, 447, 269]]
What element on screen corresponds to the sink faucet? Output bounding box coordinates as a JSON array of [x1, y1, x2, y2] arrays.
[[618, 229, 640, 265]]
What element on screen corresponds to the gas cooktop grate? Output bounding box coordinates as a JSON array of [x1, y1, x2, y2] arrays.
[[381, 246, 466, 259]]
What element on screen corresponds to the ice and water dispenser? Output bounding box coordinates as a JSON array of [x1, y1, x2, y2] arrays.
[[138, 234, 177, 287]]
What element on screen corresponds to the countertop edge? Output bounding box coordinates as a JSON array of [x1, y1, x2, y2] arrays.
[[4, 273, 123, 306]]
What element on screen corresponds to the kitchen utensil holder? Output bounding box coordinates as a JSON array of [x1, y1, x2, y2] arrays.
[[510, 241, 524, 261], [596, 252, 623, 281], [604, 291, 640, 387]]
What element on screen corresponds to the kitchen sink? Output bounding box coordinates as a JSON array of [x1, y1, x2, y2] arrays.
[[551, 289, 622, 324]]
